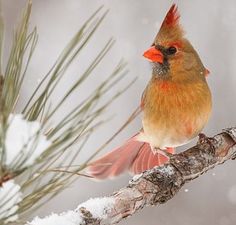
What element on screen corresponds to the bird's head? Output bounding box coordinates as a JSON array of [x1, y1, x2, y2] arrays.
[[143, 4, 208, 82]]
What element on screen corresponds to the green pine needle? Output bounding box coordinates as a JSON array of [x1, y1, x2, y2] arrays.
[[0, 1, 136, 224]]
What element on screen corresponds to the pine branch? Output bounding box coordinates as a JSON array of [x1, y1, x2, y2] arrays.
[[29, 127, 236, 225], [0, 2, 134, 222]]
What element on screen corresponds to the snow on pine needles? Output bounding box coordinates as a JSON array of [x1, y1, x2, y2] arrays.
[[0, 180, 22, 222], [5, 114, 51, 168]]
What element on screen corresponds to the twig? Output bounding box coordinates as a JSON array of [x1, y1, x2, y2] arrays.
[[28, 127, 236, 225]]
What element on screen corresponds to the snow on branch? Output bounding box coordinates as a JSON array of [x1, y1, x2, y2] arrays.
[[28, 127, 236, 225]]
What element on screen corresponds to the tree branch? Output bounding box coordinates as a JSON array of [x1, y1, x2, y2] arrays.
[[29, 127, 236, 225]]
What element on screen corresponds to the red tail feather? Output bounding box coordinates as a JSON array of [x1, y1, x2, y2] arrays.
[[88, 134, 175, 179]]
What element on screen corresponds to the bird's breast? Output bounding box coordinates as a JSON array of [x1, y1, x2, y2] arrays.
[[141, 79, 212, 148]]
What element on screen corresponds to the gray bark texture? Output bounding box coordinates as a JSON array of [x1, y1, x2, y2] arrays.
[[76, 127, 236, 225]]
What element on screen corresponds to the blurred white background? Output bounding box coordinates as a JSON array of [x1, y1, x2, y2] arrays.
[[1, 0, 236, 224]]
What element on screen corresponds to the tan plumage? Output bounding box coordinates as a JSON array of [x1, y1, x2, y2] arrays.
[[139, 5, 212, 149], [88, 4, 212, 179], [139, 73, 211, 149]]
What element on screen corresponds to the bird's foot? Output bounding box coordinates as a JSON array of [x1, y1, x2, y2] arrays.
[[198, 133, 215, 152], [152, 147, 172, 159]]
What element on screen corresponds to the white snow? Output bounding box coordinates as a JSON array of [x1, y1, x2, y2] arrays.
[[157, 165, 174, 175], [37, 78, 42, 83], [77, 197, 115, 219], [0, 180, 22, 222], [155, 21, 161, 29], [5, 114, 51, 167], [131, 173, 143, 182], [29, 211, 83, 225], [28, 197, 115, 225]]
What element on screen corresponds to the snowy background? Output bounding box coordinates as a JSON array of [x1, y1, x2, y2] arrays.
[[2, 0, 236, 225]]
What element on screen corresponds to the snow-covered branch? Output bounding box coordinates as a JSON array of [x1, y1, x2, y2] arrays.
[[28, 127, 236, 225]]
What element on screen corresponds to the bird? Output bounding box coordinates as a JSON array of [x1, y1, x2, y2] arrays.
[[88, 4, 212, 179]]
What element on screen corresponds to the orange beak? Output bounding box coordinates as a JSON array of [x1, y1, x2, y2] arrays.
[[143, 46, 164, 63]]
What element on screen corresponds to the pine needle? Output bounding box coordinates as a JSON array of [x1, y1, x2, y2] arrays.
[[0, 1, 136, 224]]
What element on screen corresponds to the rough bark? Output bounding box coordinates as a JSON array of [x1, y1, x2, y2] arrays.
[[29, 127, 236, 225], [76, 128, 236, 224]]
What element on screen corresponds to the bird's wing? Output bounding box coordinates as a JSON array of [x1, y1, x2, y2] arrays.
[[140, 88, 147, 110]]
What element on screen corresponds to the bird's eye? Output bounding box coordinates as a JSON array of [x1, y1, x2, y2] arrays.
[[166, 46, 177, 55]]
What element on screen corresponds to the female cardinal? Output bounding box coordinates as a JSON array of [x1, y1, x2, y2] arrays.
[[88, 4, 212, 179]]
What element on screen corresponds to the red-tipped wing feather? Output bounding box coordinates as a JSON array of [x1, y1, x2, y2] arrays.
[[88, 134, 175, 179]]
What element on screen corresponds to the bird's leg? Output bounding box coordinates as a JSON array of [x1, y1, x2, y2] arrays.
[[152, 147, 172, 159], [150, 145, 157, 155], [198, 133, 215, 152]]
